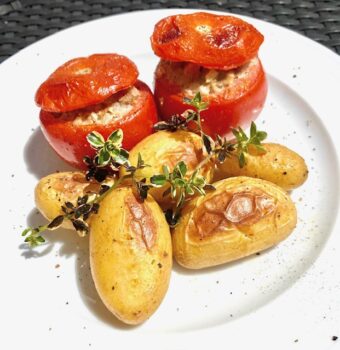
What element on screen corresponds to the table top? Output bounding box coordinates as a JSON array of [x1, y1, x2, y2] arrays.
[[0, 0, 339, 63]]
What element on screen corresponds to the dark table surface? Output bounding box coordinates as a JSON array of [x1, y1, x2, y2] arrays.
[[0, 0, 339, 63]]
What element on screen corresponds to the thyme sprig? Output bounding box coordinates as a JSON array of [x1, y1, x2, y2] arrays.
[[154, 114, 188, 132], [232, 122, 267, 167], [22, 92, 268, 246], [150, 161, 215, 227], [154, 92, 267, 168], [22, 180, 120, 247], [87, 129, 129, 168], [22, 152, 151, 247], [123, 153, 152, 201], [84, 129, 129, 182]]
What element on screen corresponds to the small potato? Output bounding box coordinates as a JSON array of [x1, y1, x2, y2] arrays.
[[214, 143, 308, 190], [172, 176, 297, 269], [35, 172, 113, 230], [120, 130, 214, 205], [90, 186, 172, 325]]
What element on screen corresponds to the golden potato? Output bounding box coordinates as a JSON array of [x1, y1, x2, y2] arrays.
[[120, 130, 214, 206], [214, 143, 308, 190], [172, 176, 297, 269], [89, 186, 172, 325], [35, 172, 113, 230]]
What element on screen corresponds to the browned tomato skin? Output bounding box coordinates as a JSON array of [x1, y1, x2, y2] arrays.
[[39, 80, 158, 169], [154, 60, 268, 137], [151, 12, 264, 70], [35, 54, 139, 113]]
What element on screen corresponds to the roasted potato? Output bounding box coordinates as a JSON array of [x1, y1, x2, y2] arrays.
[[214, 143, 308, 190], [90, 186, 172, 325], [172, 176, 297, 269], [120, 130, 214, 205], [35, 172, 114, 230]]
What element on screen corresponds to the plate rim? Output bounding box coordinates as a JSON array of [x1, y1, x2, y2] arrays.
[[1, 8, 340, 350]]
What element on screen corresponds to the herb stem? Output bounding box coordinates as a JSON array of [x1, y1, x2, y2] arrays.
[[94, 176, 125, 204]]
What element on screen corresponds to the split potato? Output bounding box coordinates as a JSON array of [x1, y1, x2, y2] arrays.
[[90, 186, 172, 325], [120, 130, 214, 206], [214, 143, 308, 190], [34, 172, 112, 230], [172, 176, 297, 269]]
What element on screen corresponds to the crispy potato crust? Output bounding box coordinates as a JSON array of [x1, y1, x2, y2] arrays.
[[90, 187, 172, 325], [172, 177, 297, 269], [34, 171, 107, 230], [214, 143, 308, 190], [120, 130, 214, 206]]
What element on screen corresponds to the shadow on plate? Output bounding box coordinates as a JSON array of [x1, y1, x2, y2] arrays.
[[24, 127, 75, 179], [19, 208, 133, 330]]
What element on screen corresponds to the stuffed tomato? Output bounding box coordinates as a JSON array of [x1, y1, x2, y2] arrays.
[[151, 12, 267, 137], [35, 54, 158, 169]]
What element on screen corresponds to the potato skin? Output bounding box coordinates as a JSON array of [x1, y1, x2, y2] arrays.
[[89, 187, 172, 325], [35, 172, 106, 230], [120, 130, 214, 205], [214, 143, 308, 190], [172, 176, 297, 269]]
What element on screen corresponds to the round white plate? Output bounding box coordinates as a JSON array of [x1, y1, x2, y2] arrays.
[[1, 8, 339, 350]]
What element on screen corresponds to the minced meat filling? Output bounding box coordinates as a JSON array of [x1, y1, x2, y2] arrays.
[[59, 86, 141, 125], [156, 57, 258, 97]]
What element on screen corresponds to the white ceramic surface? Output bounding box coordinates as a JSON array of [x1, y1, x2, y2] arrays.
[[0, 9, 339, 350]]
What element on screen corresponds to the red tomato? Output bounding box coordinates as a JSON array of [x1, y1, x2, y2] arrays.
[[151, 12, 264, 70], [154, 58, 267, 137], [40, 80, 158, 169], [35, 54, 138, 112]]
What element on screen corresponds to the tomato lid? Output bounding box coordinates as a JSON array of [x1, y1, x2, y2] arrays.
[[151, 12, 264, 70], [35, 53, 139, 112]]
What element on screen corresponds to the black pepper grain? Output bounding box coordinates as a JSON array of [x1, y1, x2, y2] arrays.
[[332, 336, 338, 341]]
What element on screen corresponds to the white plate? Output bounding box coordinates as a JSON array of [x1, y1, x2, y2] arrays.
[[1, 8, 340, 350]]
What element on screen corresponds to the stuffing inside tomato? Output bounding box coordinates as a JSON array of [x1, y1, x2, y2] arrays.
[[40, 80, 158, 169], [36, 54, 158, 169], [154, 57, 267, 137], [151, 12, 267, 137], [151, 12, 264, 70]]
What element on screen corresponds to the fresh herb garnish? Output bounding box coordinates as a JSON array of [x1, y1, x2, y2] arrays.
[[22, 92, 268, 247], [21, 179, 121, 247], [154, 114, 188, 132], [123, 153, 152, 201], [150, 161, 215, 227], [155, 92, 267, 167], [22, 150, 152, 247], [232, 122, 267, 167], [85, 129, 129, 180]]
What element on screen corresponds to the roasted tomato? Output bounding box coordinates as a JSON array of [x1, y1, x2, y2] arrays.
[[35, 53, 138, 113], [151, 12, 264, 70], [40, 80, 158, 169], [154, 57, 267, 137]]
